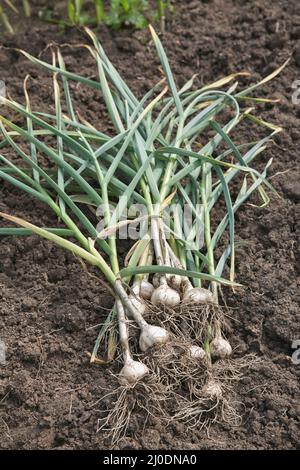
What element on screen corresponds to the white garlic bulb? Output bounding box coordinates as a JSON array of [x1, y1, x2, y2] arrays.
[[182, 287, 214, 304], [202, 379, 222, 399], [188, 345, 206, 360], [119, 359, 149, 385], [210, 336, 232, 359], [139, 280, 154, 300], [151, 284, 181, 307], [139, 324, 169, 352]]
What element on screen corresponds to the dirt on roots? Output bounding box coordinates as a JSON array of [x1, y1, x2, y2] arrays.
[[0, 0, 300, 450]]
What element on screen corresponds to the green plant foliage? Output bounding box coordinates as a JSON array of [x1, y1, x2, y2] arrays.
[[0, 27, 285, 387], [0, 0, 174, 34]]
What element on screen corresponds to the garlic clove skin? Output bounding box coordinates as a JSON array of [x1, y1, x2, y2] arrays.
[[210, 337, 232, 359], [139, 324, 169, 352], [139, 280, 154, 301], [202, 379, 222, 399], [119, 359, 149, 385], [182, 287, 214, 304], [151, 285, 181, 307], [188, 345, 206, 360]]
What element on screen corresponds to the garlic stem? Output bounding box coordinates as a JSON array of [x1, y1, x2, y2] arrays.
[[133, 241, 151, 287], [160, 226, 182, 290], [114, 280, 148, 329], [151, 216, 165, 267], [144, 247, 153, 282], [166, 242, 193, 290], [201, 172, 218, 303], [215, 320, 222, 339], [116, 299, 131, 364], [151, 217, 174, 287]]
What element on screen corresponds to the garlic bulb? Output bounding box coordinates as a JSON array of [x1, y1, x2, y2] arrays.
[[188, 345, 206, 360], [210, 336, 232, 359], [182, 287, 214, 304], [119, 359, 149, 385], [202, 379, 222, 399], [139, 324, 169, 352], [167, 274, 182, 291], [139, 280, 154, 300], [151, 284, 181, 307]]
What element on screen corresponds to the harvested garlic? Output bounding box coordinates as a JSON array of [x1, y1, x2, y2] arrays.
[[119, 359, 149, 385], [189, 345, 206, 360], [140, 280, 154, 300], [210, 336, 232, 359], [139, 324, 169, 352], [182, 287, 214, 304], [167, 274, 182, 291], [202, 379, 222, 399], [151, 284, 181, 307]]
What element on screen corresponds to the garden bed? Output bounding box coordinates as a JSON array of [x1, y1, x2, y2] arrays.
[[0, 0, 299, 450]]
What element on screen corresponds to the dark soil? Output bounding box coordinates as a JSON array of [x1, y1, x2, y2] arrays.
[[0, 0, 300, 450]]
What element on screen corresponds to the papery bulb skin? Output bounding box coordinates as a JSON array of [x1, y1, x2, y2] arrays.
[[119, 359, 149, 385], [139, 280, 155, 301], [139, 325, 169, 352], [182, 287, 214, 304], [151, 285, 181, 307], [202, 379, 222, 399], [189, 345, 206, 360], [210, 337, 232, 359]]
